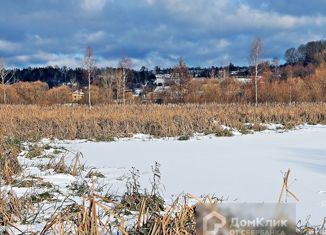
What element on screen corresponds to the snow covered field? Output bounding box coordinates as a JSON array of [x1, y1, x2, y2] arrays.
[[57, 125, 326, 225]]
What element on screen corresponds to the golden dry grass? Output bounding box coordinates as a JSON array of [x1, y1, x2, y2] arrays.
[[0, 140, 22, 184], [0, 103, 326, 141]]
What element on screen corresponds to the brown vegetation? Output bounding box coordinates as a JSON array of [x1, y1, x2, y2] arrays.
[[0, 139, 22, 184], [146, 60, 326, 104], [0, 103, 325, 141]]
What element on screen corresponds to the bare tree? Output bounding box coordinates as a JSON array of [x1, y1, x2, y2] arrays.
[[83, 46, 95, 109], [101, 68, 116, 103], [118, 56, 133, 105], [171, 57, 191, 102], [0, 58, 15, 104], [272, 56, 280, 80], [114, 69, 124, 101], [250, 38, 262, 106], [210, 66, 217, 79]]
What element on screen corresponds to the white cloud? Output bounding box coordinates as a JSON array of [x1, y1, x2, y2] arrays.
[[140, 51, 176, 69], [86, 31, 107, 43], [45, 57, 81, 68], [156, 1, 326, 31], [15, 55, 31, 63], [230, 4, 326, 30], [75, 30, 108, 44], [146, 0, 156, 5], [81, 0, 107, 12], [22, 50, 177, 70], [0, 39, 20, 52], [214, 39, 230, 49], [17, 52, 82, 68]]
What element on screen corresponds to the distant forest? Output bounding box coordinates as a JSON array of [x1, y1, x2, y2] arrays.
[[7, 66, 156, 89]]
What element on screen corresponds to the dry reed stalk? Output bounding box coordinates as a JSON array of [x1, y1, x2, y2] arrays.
[[0, 103, 325, 141], [70, 152, 82, 176], [278, 169, 299, 203], [54, 155, 68, 174], [0, 140, 22, 184]]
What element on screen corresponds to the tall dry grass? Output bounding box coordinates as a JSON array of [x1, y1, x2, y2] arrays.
[[0, 139, 22, 184], [0, 103, 326, 141]]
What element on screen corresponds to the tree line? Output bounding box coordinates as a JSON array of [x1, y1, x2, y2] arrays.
[[0, 39, 326, 105], [0, 61, 325, 105], [285, 40, 326, 65]]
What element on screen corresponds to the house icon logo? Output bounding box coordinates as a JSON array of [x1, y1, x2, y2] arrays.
[[203, 211, 227, 235]]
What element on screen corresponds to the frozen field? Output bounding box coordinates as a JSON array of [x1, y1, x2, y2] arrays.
[[58, 125, 326, 225]]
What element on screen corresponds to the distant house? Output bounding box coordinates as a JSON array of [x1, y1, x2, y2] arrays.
[[67, 81, 79, 89], [154, 74, 171, 86], [233, 75, 264, 83], [234, 77, 252, 83], [133, 88, 143, 96], [72, 90, 84, 102], [188, 68, 208, 77], [154, 85, 170, 93]]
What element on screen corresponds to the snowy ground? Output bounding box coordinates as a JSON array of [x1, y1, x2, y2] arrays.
[[54, 125, 326, 225], [2, 124, 325, 233]]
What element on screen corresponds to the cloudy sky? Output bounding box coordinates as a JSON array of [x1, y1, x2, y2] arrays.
[[0, 0, 325, 69]]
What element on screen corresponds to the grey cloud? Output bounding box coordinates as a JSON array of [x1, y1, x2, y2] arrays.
[[0, 0, 325, 68]]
